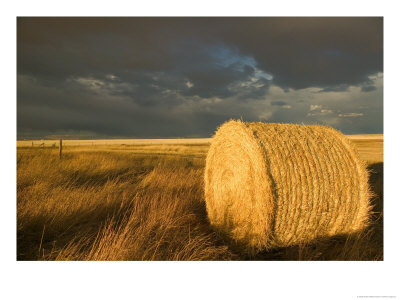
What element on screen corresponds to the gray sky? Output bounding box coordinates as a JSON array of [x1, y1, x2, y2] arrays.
[[17, 17, 383, 139]]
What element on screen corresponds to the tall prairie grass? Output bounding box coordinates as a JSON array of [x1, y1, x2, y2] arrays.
[[17, 139, 383, 261]]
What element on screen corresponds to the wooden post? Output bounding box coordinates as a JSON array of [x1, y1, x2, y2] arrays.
[[59, 139, 62, 159]]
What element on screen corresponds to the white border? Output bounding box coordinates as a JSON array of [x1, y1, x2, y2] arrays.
[[2, 1, 399, 299]]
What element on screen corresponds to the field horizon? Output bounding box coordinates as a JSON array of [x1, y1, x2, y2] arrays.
[[17, 133, 383, 145]]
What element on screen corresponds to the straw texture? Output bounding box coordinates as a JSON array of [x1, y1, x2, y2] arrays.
[[204, 120, 371, 252]]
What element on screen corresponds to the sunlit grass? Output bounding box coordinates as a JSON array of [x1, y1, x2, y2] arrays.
[[17, 137, 383, 260]]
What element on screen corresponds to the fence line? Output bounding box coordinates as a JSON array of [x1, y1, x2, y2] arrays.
[[18, 138, 213, 147]]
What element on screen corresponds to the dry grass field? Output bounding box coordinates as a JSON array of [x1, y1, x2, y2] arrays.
[[16, 134, 383, 260]]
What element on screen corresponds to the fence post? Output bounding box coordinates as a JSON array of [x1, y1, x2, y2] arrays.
[[59, 139, 63, 159]]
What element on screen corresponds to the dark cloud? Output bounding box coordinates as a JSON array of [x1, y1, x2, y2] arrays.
[[319, 84, 349, 93], [18, 17, 382, 88], [361, 84, 377, 92], [271, 101, 289, 106], [17, 17, 383, 138]]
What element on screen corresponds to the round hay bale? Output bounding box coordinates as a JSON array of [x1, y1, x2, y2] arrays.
[[204, 120, 371, 252]]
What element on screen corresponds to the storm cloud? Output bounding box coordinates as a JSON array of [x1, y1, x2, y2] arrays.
[[17, 17, 383, 138]]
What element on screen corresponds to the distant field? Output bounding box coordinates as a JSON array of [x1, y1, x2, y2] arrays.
[[16, 134, 383, 160], [17, 135, 383, 163], [17, 138, 213, 147], [347, 134, 383, 140], [16, 134, 383, 260], [347, 134, 383, 163]]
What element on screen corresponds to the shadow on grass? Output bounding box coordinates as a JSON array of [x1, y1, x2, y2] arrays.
[[59, 167, 151, 188], [17, 193, 133, 261]]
